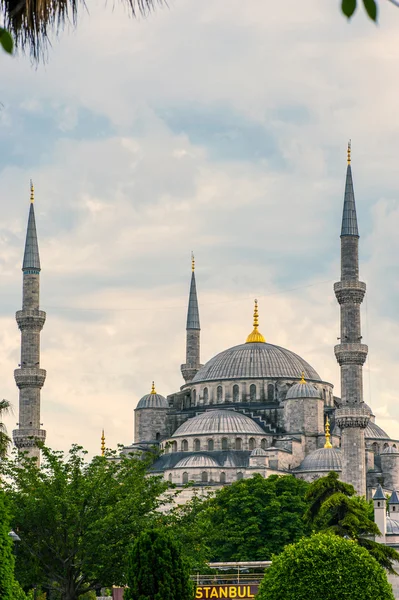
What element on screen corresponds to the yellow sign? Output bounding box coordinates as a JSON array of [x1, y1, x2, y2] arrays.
[[196, 585, 259, 599]]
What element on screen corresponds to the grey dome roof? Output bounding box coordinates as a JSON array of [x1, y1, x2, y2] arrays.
[[365, 421, 390, 440], [387, 517, 399, 534], [136, 393, 168, 409], [191, 342, 321, 384], [172, 410, 265, 437], [174, 454, 219, 469], [251, 448, 268, 456], [295, 447, 342, 473], [382, 445, 399, 455], [286, 382, 320, 399]]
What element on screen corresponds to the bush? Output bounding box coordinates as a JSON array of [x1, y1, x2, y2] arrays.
[[257, 532, 395, 600]]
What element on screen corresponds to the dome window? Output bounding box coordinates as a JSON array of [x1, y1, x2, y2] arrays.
[[207, 439, 214, 451], [235, 438, 242, 451], [249, 438, 256, 451], [217, 386, 223, 403], [267, 383, 274, 401], [203, 387, 209, 403], [168, 473, 172, 483], [220, 472, 226, 483], [181, 440, 188, 452], [183, 472, 189, 484], [233, 385, 240, 402], [171, 441, 177, 452], [192, 389, 196, 406], [201, 471, 208, 483], [261, 438, 267, 450], [250, 384, 256, 402], [237, 472, 244, 480], [222, 437, 228, 450], [194, 439, 201, 451]]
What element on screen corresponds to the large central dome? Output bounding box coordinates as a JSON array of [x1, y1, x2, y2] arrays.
[[191, 342, 321, 384]]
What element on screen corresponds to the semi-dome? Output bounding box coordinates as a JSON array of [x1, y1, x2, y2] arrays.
[[382, 445, 399, 455], [136, 382, 168, 409], [174, 454, 220, 469], [251, 448, 268, 456], [285, 378, 320, 399], [172, 409, 265, 437], [386, 518, 399, 534], [295, 447, 342, 473], [365, 421, 390, 440], [191, 343, 321, 384]]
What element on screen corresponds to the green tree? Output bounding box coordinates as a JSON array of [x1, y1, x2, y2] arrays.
[[200, 474, 311, 561], [257, 532, 394, 600], [124, 528, 193, 600], [0, 399, 11, 458], [0, 489, 15, 600], [2, 444, 169, 600], [304, 471, 399, 573]]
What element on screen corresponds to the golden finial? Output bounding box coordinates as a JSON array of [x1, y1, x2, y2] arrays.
[[347, 140, 351, 166], [300, 372, 306, 384], [101, 429, 105, 456], [246, 299, 266, 344], [151, 381, 156, 394], [191, 251, 195, 272], [30, 179, 34, 203], [324, 417, 332, 449]]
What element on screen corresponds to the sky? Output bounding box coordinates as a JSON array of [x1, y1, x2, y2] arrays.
[[1, 0, 399, 457]]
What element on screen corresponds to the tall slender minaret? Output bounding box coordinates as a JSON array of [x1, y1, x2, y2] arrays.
[[181, 253, 202, 383], [13, 182, 46, 463], [334, 142, 370, 496]]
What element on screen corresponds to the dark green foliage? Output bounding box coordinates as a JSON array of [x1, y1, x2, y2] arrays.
[[305, 471, 399, 574], [2, 445, 169, 600], [0, 489, 15, 600], [124, 528, 193, 600], [201, 474, 311, 561], [341, 0, 379, 21], [363, 0, 378, 19], [0, 399, 11, 457], [342, 0, 357, 17], [257, 533, 394, 600]]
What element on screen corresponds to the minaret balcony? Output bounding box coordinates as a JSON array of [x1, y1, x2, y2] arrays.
[[335, 405, 370, 429], [14, 367, 47, 389], [334, 343, 368, 366], [334, 281, 366, 305], [12, 428, 46, 448], [16, 309, 46, 331]]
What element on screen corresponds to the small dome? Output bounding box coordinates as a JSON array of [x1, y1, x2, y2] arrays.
[[174, 454, 220, 469], [286, 380, 320, 399], [136, 383, 168, 409], [365, 421, 390, 440], [382, 445, 399, 455], [295, 447, 342, 473], [387, 517, 399, 534], [172, 409, 265, 437], [251, 448, 268, 456]]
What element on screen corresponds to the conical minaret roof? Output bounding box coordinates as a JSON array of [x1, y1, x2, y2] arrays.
[[341, 141, 359, 237], [22, 182, 41, 272], [186, 253, 200, 330]]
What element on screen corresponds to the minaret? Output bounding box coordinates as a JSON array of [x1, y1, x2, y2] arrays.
[[12, 182, 46, 463], [334, 142, 370, 496], [181, 253, 202, 383]]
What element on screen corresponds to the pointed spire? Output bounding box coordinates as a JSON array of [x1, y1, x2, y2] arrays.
[[389, 490, 399, 505], [324, 416, 332, 448], [151, 381, 156, 394], [101, 430, 105, 456], [246, 299, 266, 343], [373, 484, 386, 501], [341, 140, 359, 237], [300, 372, 306, 384], [23, 181, 41, 272], [186, 254, 200, 330]]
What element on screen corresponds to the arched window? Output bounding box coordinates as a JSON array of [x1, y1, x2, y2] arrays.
[[261, 438, 267, 450], [168, 473, 172, 483], [183, 472, 189, 484], [323, 389, 326, 400], [201, 471, 208, 483], [222, 437, 228, 451], [203, 387, 209, 403], [250, 384, 256, 402], [217, 386, 223, 403], [155, 432, 160, 441], [194, 439, 201, 451], [220, 472, 226, 484], [181, 439, 188, 451], [237, 472, 244, 480], [394, 444, 397, 449], [233, 384, 239, 402], [384, 442, 389, 450], [235, 438, 242, 451], [372, 442, 379, 454], [208, 439, 214, 451], [249, 438, 256, 451], [267, 383, 274, 401], [192, 389, 196, 405], [172, 441, 177, 452], [164, 444, 170, 454]]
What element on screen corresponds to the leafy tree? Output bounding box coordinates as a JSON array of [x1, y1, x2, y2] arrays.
[[0, 398, 11, 458], [305, 471, 399, 573], [124, 528, 193, 600], [2, 445, 169, 600], [257, 532, 394, 600], [0, 489, 15, 600], [199, 474, 311, 561]]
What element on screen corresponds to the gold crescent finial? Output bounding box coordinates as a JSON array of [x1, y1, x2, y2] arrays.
[[324, 416, 332, 449], [191, 251, 195, 272], [30, 179, 34, 203], [347, 140, 351, 166], [246, 299, 266, 343], [151, 381, 156, 394], [300, 372, 306, 384], [101, 429, 105, 456]]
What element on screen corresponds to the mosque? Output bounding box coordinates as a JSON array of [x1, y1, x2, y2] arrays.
[[11, 145, 399, 505]]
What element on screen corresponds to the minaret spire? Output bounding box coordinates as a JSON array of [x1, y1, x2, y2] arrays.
[[13, 183, 47, 464], [334, 143, 370, 496], [181, 253, 202, 383]]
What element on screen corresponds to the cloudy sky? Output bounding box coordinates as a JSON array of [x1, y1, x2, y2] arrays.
[[1, 0, 399, 456]]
